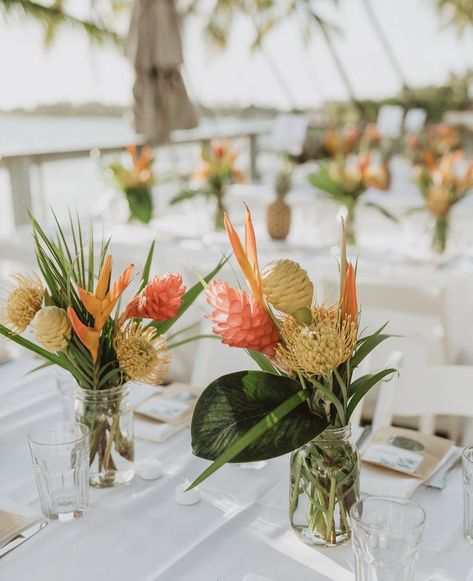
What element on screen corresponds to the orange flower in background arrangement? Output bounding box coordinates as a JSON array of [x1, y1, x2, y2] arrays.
[[323, 126, 361, 158], [124, 274, 186, 321], [67, 256, 134, 361], [193, 140, 246, 185]]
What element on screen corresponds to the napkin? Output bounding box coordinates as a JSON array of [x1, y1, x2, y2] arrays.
[[133, 382, 196, 443], [360, 427, 454, 498], [0, 498, 43, 551]]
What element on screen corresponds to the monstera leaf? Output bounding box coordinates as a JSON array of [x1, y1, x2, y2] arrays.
[[190, 370, 327, 488]]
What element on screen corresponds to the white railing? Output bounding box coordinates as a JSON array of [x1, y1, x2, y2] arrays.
[[0, 120, 272, 226]]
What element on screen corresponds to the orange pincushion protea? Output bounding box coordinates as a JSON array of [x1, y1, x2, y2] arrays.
[[125, 274, 186, 321], [206, 280, 280, 357]]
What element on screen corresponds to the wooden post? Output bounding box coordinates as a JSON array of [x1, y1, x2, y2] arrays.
[[249, 133, 259, 182], [6, 157, 33, 226]]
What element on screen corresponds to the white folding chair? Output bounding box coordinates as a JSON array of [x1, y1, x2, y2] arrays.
[[372, 356, 473, 442]]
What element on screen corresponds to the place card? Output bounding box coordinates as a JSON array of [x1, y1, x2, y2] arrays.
[[362, 426, 454, 479], [134, 383, 196, 425]]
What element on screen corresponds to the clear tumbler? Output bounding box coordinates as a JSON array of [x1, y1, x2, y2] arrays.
[[350, 496, 426, 581], [28, 422, 89, 521]]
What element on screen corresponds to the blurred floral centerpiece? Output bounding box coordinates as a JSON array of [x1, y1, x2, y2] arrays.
[[188, 208, 395, 548], [412, 151, 473, 254], [0, 215, 223, 487], [171, 140, 245, 230], [308, 152, 393, 245], [107, 145, 155, 224], [406, 123, 460, 165]]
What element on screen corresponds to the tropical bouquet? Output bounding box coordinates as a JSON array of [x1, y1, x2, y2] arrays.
[[189, 207, 395, 547], [0, 214, 224, 486], [412, 151, 473, 254], [308, 152, 394, 245], [107, 145, 155, 224], [323, 123, 382, 160], [170, 140, 245, 230], [323, 125, 361, 158], [406, 123, 460, 165]]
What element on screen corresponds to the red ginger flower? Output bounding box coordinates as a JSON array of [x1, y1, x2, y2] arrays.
[[125, 274, 186, 321], [207, 280, 280, 357]]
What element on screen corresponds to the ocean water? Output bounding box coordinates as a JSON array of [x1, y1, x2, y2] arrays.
[[0, 115, 211, 228]]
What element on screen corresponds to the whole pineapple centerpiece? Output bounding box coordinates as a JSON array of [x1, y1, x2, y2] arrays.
[[267, 163, 293, 241]]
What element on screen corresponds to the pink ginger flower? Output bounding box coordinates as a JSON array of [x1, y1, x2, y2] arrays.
[[207, 280, 280, 357], [125, 274, 186, 321]]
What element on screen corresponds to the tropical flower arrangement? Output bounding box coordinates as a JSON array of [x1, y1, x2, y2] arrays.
[[308, 152, 394, 245], [0, 215, 224, 487], [412, 151, 473, 254], [323, 124, 381, 160], [189, 207, 396, 547], [170, 140, 245, 230], [406, 123, 460, 165], [107, 145, 155, 224], [323, 125, 361, 158]]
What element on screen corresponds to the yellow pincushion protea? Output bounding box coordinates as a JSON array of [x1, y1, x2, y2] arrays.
[[1, 274, 44, 333], [262, 259, 313, 316], [114, 323, 169, 385], [276, 306, 357, 377], [32, 306, 71, 352]]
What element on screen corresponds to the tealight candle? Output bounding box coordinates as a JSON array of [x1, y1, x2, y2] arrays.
[[137, 458, 163, 480], [175, 480, 200, 505]]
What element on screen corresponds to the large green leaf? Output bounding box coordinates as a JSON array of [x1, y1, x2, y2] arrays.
[[125, 187, 153, 224], [191, 370, 327, 465]]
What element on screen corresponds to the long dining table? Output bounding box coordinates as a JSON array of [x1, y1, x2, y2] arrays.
[[1, 356, 473, 581]]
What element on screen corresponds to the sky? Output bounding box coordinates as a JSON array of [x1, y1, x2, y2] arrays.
[[0, 0, 472, 111]]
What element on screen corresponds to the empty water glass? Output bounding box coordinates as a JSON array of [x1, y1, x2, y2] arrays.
[[55, 368, 76, 421], [350, 496, 426, 581], [463, 444, 473, 543], [28, 422, 90, 522]]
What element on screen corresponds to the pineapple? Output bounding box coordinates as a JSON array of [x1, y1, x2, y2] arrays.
[[267, 164, 292, 241]]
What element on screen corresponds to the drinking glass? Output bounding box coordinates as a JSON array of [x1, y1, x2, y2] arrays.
[[28, 422, 90, 522], [350, 496, 426, 581], [463, 444, 473, 543], [55, 368, 76, 421]]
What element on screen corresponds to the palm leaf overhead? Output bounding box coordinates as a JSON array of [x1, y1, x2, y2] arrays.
[[0, 0, 120, 45], [434, 0, 473, 34]]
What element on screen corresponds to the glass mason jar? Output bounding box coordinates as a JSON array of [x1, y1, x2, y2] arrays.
[[75, 385, 135, 488], [289, 425, 360, 548], [431, 215, 449, 254]]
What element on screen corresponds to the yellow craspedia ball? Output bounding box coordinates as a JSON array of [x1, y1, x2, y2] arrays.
[[262, 259, 314, 315], [2, 274, 44, 332], [32, 306, 71, 352]]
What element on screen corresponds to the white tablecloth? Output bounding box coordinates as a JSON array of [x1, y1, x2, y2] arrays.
[[1, 358, 473, 581]]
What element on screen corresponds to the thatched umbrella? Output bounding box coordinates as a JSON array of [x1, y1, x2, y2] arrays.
[[126, 0, 198, 143]]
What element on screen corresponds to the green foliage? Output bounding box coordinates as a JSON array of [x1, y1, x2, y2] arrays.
[[124, 187, 153, 224], [190, 370, 328, 487], [0, 0, 120, 46]]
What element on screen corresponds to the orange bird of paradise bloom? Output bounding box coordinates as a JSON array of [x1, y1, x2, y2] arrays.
[[67, 256, 134, 362], [224, 206, 264, 307], [339, 220, 358, 325]]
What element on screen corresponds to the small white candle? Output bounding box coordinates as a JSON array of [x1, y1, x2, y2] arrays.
[[175, 479, 200, 505], [137, 458, 163, 480]]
